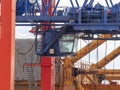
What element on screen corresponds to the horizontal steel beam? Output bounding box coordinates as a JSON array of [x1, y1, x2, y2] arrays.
[[105, 74, 120, 80], [77, 69, 120, 74], [83, 84, 120, 90], [16, 16, 71, 22], [73, 25, 119, 31]]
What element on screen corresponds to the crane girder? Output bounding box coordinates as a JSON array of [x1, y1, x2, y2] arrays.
[[76, 69, 120, 74], [105, 74, 120, 80], [83, 84, 120, 90], [84, 69, 120, 74]]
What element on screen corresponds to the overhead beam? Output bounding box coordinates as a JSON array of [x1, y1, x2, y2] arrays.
[[83, 84, 120, 90], [105, 74, 120, 80], [91, 69, 120, 74], [0, 0, 16, 90], [78, 69, 120, 74], [40, 1, 55, 90]]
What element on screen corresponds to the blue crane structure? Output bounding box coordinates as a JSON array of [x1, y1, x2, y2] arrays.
[[16, 0, 120, 56]]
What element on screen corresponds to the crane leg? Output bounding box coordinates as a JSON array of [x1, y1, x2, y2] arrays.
[[41, 57, 55, 90], [0, 0, 15, 90]]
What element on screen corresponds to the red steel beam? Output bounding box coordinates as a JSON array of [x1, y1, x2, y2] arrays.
[[41, 0, 55, 90], [0, 0, 15, 90], [41, 57, 55, 90]]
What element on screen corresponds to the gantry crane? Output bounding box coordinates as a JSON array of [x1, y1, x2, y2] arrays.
[[16, 0, 120, 55], [1, 0, 120, 90], [0, 0, 16, 90], [16, 0, 120, 90]]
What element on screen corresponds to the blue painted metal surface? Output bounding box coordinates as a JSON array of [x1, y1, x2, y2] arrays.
[[16, 0, 120, 32], [16, 0, 35, 15], [35, 27, 76, 56], [16, 0, 120, 56]]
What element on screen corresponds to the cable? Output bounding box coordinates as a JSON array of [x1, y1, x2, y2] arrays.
[[15, 31, 34, 38], [96, 39, 99, 69], [94, 39, 99, 90], [112, 40, 116, 77], [88, 40, 91, 65], [16, 40, 35, 55], [103, 41, 107, 85]]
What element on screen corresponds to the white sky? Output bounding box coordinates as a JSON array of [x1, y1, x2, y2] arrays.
[[16, 0, 120, 69], [75, 40, 120, 69], [58, 0, 120, 7]]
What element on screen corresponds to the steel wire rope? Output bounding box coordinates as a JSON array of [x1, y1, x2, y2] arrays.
[[23, 40, 38, 89], [15, 25, 35, 38], [112, 40, 116, 78], [79, 39, 82, 85], [15, 50, 25, 80], [96, 39, 99, 71], [16, 25, 36, 39], [103, 41, 107, 85], [16, 49, 35, 86], [15, 39, 35, 55], [16, 40, 36, 87], [28, 51, 36, 90], [24, 54, 34, 90], [95, 39, 99, 90], [29, 26, 41, 89], [81, 39, 84, 85], [15, 32, 34, 38], [87, 40, 91, 67]]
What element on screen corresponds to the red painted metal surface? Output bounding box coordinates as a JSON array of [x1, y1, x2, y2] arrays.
[[41, 0, 55, 90], [0, 0, 15, 90], [41, 57, 55, 90]]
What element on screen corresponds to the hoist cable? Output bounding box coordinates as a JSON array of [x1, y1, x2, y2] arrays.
[[16, 40, 35, 55], [96, 39, 99, 68], [15, 32, 34, 38], [88, 40, 91, 66], [104, 41, 107, 85], [94, 39, 99, 90], [112, 40, 116, 75]]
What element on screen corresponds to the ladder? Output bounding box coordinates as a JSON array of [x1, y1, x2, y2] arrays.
[[24, 65, 36, 90]]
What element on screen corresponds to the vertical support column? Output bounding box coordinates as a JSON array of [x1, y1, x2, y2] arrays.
[[41, 57, 55, 90], [0, 0, 15, 90], [41, 0, 55, 90]]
